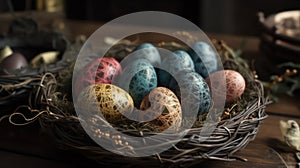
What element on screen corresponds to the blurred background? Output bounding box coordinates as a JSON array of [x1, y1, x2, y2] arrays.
[[1, 0, 300, 36]]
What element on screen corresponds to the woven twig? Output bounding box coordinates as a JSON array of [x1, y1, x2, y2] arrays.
[[0, 18, 71, 110]]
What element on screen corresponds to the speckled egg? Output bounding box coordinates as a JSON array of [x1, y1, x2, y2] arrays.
[[0, 52, 28, 75], [206, 70, 246, 103], [171, 71, 211, 115], [74, 57, 121, 96], [189, 41, 218, 78], [128, 43, 161, 66], [116, 58, 157, 107], [140, 87, 182, 132], [157, 50, 194, 87], [76, 84, 134, 124]]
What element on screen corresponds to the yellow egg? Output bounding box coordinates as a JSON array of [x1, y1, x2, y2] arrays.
[[77, 84, 134, 123], [140, 87, 182, 132]]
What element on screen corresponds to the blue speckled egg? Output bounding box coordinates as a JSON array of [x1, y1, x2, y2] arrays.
[[133, 43, 161, 66], [171, 71, 211, 115], [117, 58, 157, 107], [189, 41, 218, 78], [157, 50, 194, 87]]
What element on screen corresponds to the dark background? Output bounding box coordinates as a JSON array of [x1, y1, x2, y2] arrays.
[[1, 0, 300, 36]]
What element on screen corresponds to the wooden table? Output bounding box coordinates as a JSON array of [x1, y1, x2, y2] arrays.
[[1, 18, 300, 168]]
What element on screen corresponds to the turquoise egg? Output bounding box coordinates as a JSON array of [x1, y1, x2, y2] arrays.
[[133, 43, 161, 66], [170, 71, 211, 115], [189, 41, 218, 78], [157, 50, 194, 88], [117, 58, 157, 107]]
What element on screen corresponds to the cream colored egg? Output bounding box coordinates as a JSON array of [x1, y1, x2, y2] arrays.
[[140, 87, 182, 132], [0, 46, 13, 62], [30, 51, 59, 67]]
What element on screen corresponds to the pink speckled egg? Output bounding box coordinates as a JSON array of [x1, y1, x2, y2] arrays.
[[206, 70, 246, 103], [74, 57, 121, 96]]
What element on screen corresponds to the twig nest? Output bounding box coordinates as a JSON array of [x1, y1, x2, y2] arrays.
[[140, 87, 182, 132], [32, 37, 269, 164], [76, 84, 134, 124]]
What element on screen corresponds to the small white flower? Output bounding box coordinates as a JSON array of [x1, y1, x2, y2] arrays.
[[280, 120, 300, 151]]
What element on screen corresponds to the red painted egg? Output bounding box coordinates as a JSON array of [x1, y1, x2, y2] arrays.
[[74, 57, 121, 96]]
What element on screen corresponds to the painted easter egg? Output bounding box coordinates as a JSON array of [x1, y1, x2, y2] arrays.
[[116, 58, 157, 107], [133, 43, 161, 66], [140, 87, 182, 132], [76, 84, 134, 124], [74, 57, 121, 96], [0, 52, 28, 75], [189, 41, 218, 78], [206, 70, 246, 103], [157, 50, 195, 87], [171, 71, 211, 115], [121, 43, 161, 68]]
